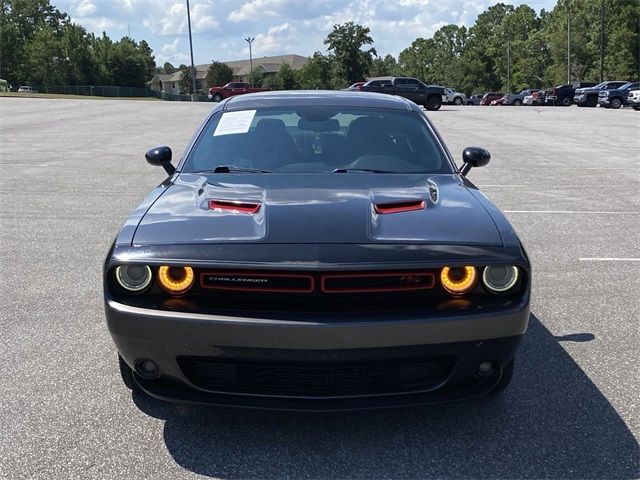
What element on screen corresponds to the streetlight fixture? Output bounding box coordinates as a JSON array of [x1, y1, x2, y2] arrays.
[[245, 36, 255, 87], [186, 0, 197, 99]]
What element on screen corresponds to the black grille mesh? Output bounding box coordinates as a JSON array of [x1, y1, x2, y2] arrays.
[[178, 356, 455, 397]]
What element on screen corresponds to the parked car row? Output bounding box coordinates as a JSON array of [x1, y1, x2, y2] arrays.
[[466, 81, 639, 109]]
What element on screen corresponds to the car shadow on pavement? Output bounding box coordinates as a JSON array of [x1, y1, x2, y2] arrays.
[[133, 314, 640, 479]]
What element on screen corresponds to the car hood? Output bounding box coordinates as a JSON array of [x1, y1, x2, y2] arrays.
[[132, 173, 503, 246]]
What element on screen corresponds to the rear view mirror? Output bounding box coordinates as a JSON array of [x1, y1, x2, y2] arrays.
[[460, 147, 491, 176], [145, 146, 175, 175]]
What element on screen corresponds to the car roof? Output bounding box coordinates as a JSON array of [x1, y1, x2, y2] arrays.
[[223, 90, 419, 111]]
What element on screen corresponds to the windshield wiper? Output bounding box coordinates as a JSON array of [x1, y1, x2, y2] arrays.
[[332, 168, 394, 173], [193, 165, 272, 174]]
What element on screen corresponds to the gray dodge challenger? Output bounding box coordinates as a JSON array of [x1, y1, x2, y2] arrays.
[[104, 91, 530, 410]]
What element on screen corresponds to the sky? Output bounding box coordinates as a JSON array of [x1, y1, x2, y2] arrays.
[[54, 0, 558, 66]]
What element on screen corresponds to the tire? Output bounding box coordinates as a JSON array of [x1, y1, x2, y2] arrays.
[[213, 93, 223, 102], [513, 99, 522, 106], [610, 97, 623, 109], [491, 359, 515, 394], [118, 354, 138, 391], [453, 96, 463, 105], [633, 106, 640, 111], [561, 96, 572, 106], [425, 95, 442, 111], [585, 95, 598, 107]]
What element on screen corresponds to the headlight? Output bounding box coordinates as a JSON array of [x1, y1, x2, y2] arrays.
[[115, 265, 152, 292], [157, 266, 194, 294], [440, 266, 477, 295], [482, 266, 520, 293]]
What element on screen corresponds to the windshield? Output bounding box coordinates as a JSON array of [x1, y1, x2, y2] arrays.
[[183, 106, 451, 174]]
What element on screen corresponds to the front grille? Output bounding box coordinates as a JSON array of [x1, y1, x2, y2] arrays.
[[178, 355, 456, 397], [198, 269, 437, 295]]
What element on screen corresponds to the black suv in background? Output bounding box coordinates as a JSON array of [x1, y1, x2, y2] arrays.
[[359, 77, 445, 110], [574, 81, 628, 107], [545, 82, 597, 106], [598, 82, 640, 109]]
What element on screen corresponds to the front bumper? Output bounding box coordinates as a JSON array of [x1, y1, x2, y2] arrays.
[[106, 298, 529, 410]]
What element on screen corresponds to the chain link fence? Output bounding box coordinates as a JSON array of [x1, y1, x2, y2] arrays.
[[30, 85, 210, 101]]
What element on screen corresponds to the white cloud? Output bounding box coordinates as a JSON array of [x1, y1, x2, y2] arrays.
[[228, 0, 284, 22], [191, 3, 219, 32], [249, 22, 297, 56], [159, 37, 190, 65], [142, 0, 218, 36], [74, 0, 96, 17]]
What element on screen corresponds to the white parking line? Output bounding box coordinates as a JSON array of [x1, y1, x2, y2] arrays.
[[578, 258, 640, 262], [505, 210, 639, 214]]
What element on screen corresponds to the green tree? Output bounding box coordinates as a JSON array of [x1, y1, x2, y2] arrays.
[[0, 0, 67, 84], [462, 3, 515, 92], [370, 54, 401, 77], [399, 38, 432, 81], [179, 66, 194, 93], [205, 60, 234, 87], [248, 66, 264, 87], [22, 25, 63, 85], [267, 62, 298, 90], [297, 52, 333, 89], [162, 62, 177, 74], [324, 22, 377, 85], [110, 37, 153, 86]]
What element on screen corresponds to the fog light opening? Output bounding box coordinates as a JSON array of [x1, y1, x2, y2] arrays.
[[136, 359, 160, 379], [477, 361, 496, 378]]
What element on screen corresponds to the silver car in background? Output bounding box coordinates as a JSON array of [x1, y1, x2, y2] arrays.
[[502, 89, 541, 106]]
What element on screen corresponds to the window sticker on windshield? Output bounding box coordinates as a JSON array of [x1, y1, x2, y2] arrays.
[[213, 110, 256, 136]]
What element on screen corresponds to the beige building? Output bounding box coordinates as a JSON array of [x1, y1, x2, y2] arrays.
[[149, 54, 308, 95]]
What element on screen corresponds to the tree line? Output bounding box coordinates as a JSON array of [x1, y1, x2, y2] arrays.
[[2, 0, 638, 94], [1, 0, 155, 87], [294, 0, 639, 94]]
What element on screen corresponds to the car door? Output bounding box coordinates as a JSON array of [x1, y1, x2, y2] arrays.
[[395, 78, 426, 103]]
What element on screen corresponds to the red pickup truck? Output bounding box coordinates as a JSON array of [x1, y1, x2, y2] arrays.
[[208, 82, 269, 102]]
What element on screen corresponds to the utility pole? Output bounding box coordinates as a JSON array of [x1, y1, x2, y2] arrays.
[[186, 0, 197, 99], [245, 37, 255, 87], [599, 0, 605, 82], [567, 0, 572, 84]]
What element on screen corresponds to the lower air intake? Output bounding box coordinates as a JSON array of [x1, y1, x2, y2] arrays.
[[178, 356, 455, 398]]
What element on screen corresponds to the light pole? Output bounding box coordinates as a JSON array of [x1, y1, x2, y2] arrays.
[[186, 0, 197, 99], [245, 37, 255, 86], [567, 0, 572, 84]]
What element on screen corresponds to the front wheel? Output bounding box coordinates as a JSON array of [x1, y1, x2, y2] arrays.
[[610, 97, 623, 109], [585, 95, 598, 107], [513, 99, 522, 106], [425, 95, 442, 111], [213, 93, 223, 102], [453, 97, 463, 105]]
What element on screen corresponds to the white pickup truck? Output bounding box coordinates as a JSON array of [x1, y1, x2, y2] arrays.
[[444, 88, 467, 105]]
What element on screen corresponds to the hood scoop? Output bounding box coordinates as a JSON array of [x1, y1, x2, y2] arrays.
[[374, 200, 425, 215], [209, 199, 262, 214]]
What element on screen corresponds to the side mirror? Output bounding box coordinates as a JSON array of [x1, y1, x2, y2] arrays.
[[460, 147, 491, 176], [145, 146, 175, 175]]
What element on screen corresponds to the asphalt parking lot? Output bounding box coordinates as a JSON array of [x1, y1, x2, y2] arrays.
[[1, 97, 638, 479]]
